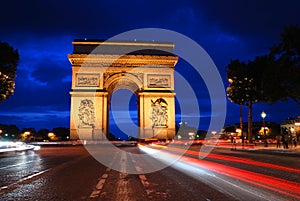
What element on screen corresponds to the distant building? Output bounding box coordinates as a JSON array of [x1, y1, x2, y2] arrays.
[[222, 122, 280, 140], [280, 116, 300, 140]]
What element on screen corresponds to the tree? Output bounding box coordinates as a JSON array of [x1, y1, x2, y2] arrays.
[[0, 124, 20, 139], [37, 129, 50, 140], [267, 25, 300, 105], [226, 25, 300, 143], [226, 59, 260, 143], [249, 55, 284, 103], [226, 60, 247, 142], [53, 127, 70, 140], [0, 41, 19, 102], [21, 128, 37, 141]]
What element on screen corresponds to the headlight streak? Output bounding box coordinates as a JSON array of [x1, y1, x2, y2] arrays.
[[139, 144, 300, 200], [0, 141, 40, 153]]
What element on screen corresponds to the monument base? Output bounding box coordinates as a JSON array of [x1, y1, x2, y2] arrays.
[[70, 127, 106, 140], [140, 127, 176, 140]]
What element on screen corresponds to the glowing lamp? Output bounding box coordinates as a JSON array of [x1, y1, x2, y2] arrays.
[[261, 111, 266, 119]]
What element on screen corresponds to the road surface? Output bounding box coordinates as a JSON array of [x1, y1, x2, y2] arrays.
[[0, 144, 299, 201]]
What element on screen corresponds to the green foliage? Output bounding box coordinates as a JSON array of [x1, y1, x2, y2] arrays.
[[53, 127, 70, 139], [0, 41, 19, 102], [107, 133, 117, 140], [0, 124, 20, 139], [227, 25, 300, 106], [226, 59, 260, 106], [226, 25, 300, 142], [37, 129, 50, 140], [21, 128, 37, 135], [268, 25, 300, 105]]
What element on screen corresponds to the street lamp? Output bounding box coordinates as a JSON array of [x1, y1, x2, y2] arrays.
[[261, 111, 267, 147]]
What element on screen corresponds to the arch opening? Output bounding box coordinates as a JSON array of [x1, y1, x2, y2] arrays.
[[109, 89, 138, 140], [104, 73, 142, 96]]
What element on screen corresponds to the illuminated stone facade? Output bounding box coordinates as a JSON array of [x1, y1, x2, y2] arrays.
[[68, 40, 178, 140]]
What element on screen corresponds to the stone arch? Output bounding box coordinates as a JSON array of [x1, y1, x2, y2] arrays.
[[104, 72, 143, 95], [68, 40, 178, 140]]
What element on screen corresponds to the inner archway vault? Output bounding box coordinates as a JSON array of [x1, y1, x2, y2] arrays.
[[104, 73, 142, 96], [68, 40, 178, 140]]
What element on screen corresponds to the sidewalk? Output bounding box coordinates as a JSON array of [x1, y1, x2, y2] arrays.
[[229, 142, 300, 156]]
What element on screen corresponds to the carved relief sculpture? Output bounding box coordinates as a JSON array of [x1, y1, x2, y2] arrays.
[[78, 99, 95, 127], [150, 98, 168, 127]]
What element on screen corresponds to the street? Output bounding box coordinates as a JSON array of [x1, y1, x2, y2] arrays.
[[0, 144, 299, 201]]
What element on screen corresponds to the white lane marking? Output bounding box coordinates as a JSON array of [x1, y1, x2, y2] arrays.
[[95, 174, 108, 190], [90, 168, 111, 198], [116, 172, 131, 201], [138, 174, 150, 187], [0, 168, 51, 191], [135, 163, 152, 198], [90, 153, 117, 198], [135, 165, 150, 187], [116, 151, 132, 201], [90, 190, 101, 198], [135, 166, 142, 173]]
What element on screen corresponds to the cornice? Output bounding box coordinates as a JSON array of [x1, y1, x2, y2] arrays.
[[72, 41, 174, 48], [68, 54, 178, 68]]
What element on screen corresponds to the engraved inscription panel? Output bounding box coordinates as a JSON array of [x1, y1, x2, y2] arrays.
[[147, 74, 170, 88], [76, 73, 100, 87]]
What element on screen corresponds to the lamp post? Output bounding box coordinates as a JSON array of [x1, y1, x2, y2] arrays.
[[261, 111, 267, 147]]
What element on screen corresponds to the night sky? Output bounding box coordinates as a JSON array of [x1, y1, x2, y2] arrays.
[[0, 0, 300, 134]]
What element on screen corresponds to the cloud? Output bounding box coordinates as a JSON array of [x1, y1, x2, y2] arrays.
[[31, 59, 70, 85], [0, 36, 72, 130], [0, 0, 300, 132]]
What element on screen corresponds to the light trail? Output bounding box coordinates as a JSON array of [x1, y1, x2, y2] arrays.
[[180, 155, 300, 200], [152, 145, 300, 174], [139, 144, 300, 200]]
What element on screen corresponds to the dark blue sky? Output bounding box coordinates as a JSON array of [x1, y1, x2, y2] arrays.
[[0, 0, 300, 132]]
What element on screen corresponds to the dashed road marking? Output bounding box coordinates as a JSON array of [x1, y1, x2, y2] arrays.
[[116, 172, 131, 201], [139, 174, 150, 187], [90, 168, 111, 198], [135, 164, 153, 198], [116, 151, 132, 201]]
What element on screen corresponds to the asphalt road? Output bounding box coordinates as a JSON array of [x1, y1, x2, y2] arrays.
[[0, 144, 299, 201]]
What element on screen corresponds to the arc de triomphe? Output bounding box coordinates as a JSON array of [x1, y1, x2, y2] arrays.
[[68, 40, 178, 140]]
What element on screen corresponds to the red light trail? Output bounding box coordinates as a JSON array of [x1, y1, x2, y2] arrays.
[[140, 144, 300, 200]]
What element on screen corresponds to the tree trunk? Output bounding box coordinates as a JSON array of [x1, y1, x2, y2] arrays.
[[248, 102, 253, 143], [240, 103, 243, 143]]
